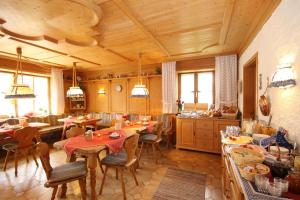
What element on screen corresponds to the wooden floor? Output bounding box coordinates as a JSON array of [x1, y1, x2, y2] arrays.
[[0, 146, 222, 200]]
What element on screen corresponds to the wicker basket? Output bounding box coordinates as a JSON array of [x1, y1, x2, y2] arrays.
[[221, 111, 237, 119], [238, 163, 270, 182], [231, 147, 265, 165]]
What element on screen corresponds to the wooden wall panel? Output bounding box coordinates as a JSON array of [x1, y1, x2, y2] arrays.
[[94, 81, 110, 112], [64, 81, 72, 114], [149, 76, 162, 115], [128, 78, 148, 114], [176, 57, 215, 72], [110, 79, 127, 113]]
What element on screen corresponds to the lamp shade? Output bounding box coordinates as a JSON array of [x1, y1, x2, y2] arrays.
[[270, 64, 296, 88], [131, 84, 149, 98], [5, 84, 36, 99], [66, 86, 84, 97]]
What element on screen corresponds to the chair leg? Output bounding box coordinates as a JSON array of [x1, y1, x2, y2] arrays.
[[97, 155, 104, 174], [99, 166, 108, 195], [120, 168, 126, 200], [79, 178, 86, 200], [51, 186, 58, 200], [156, 143, 163, 157], [14, 151, 18, 176], [3, 151, 11, 171], [32, 150, 39, 167], [130, 166, 138, 186], [138, 142, 144, 162]]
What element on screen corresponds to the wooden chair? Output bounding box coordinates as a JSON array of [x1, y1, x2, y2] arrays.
[[157, 114, 174, 148], [66, 127, 105, 173], [2, 127, 39, 176], [65, 126, 85, 138], [37, 142, 87, 200], [99, 134, 140, 200], [138, 122, 164, 164]]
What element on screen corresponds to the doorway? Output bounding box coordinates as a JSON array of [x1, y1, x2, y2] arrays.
[[243, 53, 258, 119]]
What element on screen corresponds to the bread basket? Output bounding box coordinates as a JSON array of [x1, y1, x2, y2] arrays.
[[231, 147, 265, 165], [239, 163, 270, 182]]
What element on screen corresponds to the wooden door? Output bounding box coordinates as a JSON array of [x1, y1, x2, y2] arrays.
[[243, 53, 258, 119], [177, 119, 195, 147]]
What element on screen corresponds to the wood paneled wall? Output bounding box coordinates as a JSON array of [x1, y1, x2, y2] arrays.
[[65, 75, 162, 115]]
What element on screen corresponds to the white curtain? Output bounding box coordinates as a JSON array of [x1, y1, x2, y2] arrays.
[[215, 55, 238, 109], [51, 68, 65, 114], [162, 61, 176, 113]]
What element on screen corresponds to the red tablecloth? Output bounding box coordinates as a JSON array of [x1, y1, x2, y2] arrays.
[[63, 129, 126, 156], [0, 128, 14, 135]]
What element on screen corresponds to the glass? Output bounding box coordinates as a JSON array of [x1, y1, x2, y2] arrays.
[[0, 72, 16, 116], [268, 182, 282, 197], [33, 76, 49, 114], [255, 175, 269, 192], [281, 179, 289, 193], [197, 72, 213, 105], [180, 73, 194, 103]]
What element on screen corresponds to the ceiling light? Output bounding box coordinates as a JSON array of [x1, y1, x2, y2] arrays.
[[131, 53, 149, 98], [5, 47, 35, 99], [66, 62, 84, 97]]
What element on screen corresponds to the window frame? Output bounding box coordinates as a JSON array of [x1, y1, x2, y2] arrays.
[[178, 70, 215, 104], [0, 70, 51, 117]]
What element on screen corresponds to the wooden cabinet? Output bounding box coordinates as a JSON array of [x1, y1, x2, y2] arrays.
[[176, 118, 239, 154]]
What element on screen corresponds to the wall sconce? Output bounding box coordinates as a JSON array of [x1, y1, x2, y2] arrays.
[[270, 64, 296, 88], [98, 88, 106, 94]]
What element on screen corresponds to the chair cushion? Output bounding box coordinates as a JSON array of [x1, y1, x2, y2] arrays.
[[101, 150, 127, 166], [2, 142, 18, 151], [39, 125, 64, 134], [48, 161, 87, 183], [140, 134, 158, 142]]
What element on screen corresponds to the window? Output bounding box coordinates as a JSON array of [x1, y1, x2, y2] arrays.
[[179, 71, 214, 108], [17, 75, 49, 116], [0, 72, 16, 117], [0, 71, 49, 117]]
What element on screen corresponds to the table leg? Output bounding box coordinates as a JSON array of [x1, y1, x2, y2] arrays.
[[88, 153, 98, 200]]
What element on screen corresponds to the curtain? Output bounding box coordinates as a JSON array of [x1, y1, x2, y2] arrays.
[[215, 55, 238, 109], [162, 61, 176, 113], [51, 68, 65, 114]]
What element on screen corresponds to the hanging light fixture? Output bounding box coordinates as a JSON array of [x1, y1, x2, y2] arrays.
[[131, 53, 149, 98], [270, 63, 296, 88], [66, 62, 84, 97], [5, 47, 35, 99]]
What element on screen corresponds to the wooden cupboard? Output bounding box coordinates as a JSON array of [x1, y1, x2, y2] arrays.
[[176, 117, 239, 154]]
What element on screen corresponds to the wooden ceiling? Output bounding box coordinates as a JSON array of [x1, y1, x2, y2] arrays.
[[0, 0, 280, 71]]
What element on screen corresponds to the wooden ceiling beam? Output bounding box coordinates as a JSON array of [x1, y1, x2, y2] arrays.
[[157, 22, 222, 37], [112, 0, 170, 57], [219, 0, 236, 45]]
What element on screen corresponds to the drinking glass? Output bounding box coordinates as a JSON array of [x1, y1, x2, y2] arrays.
[[281, 179, 289, 193], [268, 183, 282, 197]]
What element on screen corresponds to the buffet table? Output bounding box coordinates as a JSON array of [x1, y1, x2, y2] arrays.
[[221, 131, 299, 200]]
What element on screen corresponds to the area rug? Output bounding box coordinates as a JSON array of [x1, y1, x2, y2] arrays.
[[152, 167, 206, 200]]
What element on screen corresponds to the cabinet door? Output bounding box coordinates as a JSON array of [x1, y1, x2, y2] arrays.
[[178, 119, 195, 147], [195, 129, 213, 151], [213, 120, 240, 153]]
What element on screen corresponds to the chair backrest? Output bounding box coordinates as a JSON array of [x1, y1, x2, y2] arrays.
[[48, 115, 59, 126], [36, 142, 52, 179], [158, 114, 172, 129], [124, 134, 139, 165], [14, 127, 37, 148], [66, 127, 85, 138], [6, 118, 19, 125], [154, 122, 164, 140]]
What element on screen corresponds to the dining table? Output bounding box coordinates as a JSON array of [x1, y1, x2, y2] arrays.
[[53, 121, 157, 200], [58, 117, 102, 139]]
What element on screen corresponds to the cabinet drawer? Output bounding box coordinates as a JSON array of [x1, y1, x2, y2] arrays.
[[196, 120, 213, 129]]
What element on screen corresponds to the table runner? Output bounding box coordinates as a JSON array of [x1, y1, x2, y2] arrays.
[[63, 129, 126, 156]]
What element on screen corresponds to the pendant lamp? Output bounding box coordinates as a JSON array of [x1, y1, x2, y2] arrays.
[[131, 53, 149, 98], [66, 62, 84, 97], [5, 47, 35, 99]]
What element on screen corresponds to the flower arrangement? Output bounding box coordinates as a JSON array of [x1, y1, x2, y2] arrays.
[[176, 99, 184, 113]]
